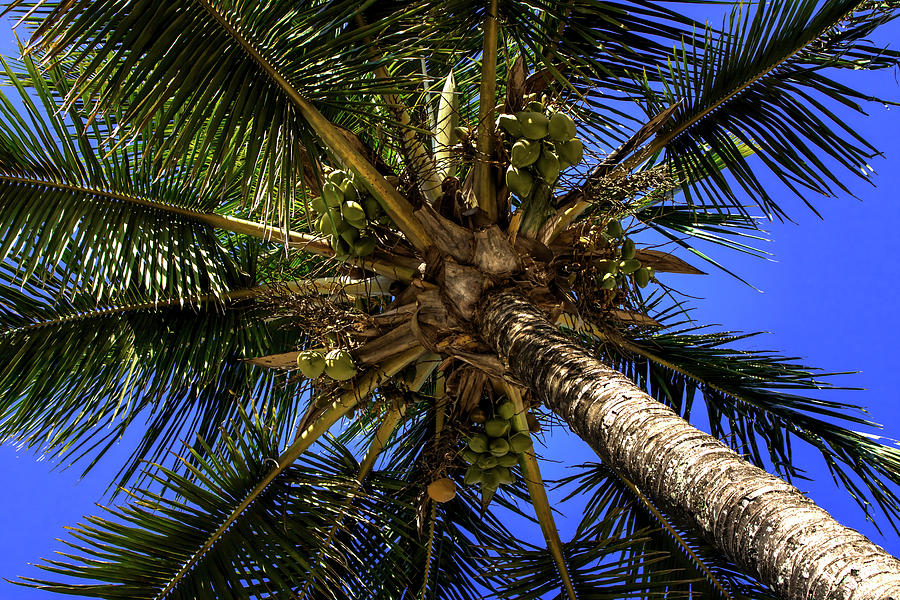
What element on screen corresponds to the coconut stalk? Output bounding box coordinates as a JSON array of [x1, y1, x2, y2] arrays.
[[478, 289, 900, 600], [503, 382, 577, 600]]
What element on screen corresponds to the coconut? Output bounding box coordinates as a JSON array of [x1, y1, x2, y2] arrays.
[[341, 200, 366, 223], [509, 432, 533, 453], [296, 350, 326, 379], [485, 418, 510, 438], [331, 235, 351, 260], [340, 227, 359, 246], [326, 170, 347, 185], [619, 258, 641, 274], [510, 139, 541, 168], [621, 238, 636, 260], [489, 438, 510, 457], [557, 138, 583, 165], [527, 412, 541, 433], [427, 478, 457, 503], [340, 179, 358, 203], [352, 235, 376, 257], [323, 182, 344, 207], [477, 454, 499, 469], [496, 401, 516, 420], [506, 166, 534, 198], [516, 111, 550, 139], [324, 348, 356, 380], [606, 219, 624, 238], [464, 466, 483, 485], [496, 466, 515, 485], [497, 453, 519, 467], [548, 112, 577, 142], [461, 449, 480, 464], [468, 434, 489, 453], [497, 113, 522, 137], [600, 272, 617, 290], [634, 266, 652, 288], [311, 196, 327, 215], [536, 148, 560, 182], [481, 468, 500, 489], [362, 197, 382, 220]]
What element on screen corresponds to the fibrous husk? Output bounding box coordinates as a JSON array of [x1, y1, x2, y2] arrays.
[[427, 478, 457, 503]]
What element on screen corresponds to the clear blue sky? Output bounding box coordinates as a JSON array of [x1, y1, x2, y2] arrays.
[[2, 8, 900, 600]]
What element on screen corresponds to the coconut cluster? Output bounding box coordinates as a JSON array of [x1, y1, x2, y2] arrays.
[[311, 169, 388, 259], [296, 348, 357, 381], [499, 98, 584, 203], [461, 398, 533, 493], [595, 219, 654, 290]]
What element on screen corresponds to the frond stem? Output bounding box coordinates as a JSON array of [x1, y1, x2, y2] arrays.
[[154, 346, 425, 600], [475, 0, 499, 221]]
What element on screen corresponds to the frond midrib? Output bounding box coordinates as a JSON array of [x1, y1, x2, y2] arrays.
[[651, 1, 864, 153]]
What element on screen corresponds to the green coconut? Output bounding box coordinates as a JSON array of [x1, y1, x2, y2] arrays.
[[341, 200, 366, 223], [619, 258, 641, 274], [353, 235, 376, 257], [600, 272, 617, 290], [346, 213, 367, 231], [509, 432, 533, 453], [516, 111, 550, 139], [477, 454, 499, 469], [311, 196, 327, 215], [464, 466, 484, 485], [557, 138, 584, 165], [468, 434, 489, 453], [362, 197, 382, 220], [340, 179, 358, 203], [621, 238, 636, 260], [331, 235, 351, 260], [634, 266, 652, 288], [323, 182, 344, 207], [497, 401, 516, 420], [326, 170, 347, 185], [506, 166, 534, 198], [525, 100, 545, 112], [548, 112, 577, 142], [324, 348, 356, 380], [489, 438, 510, 457], [481, 468, 500, 488], [296, 350, 326, 379], [596, 259, 618, 274], [340, 227, 359, 246], [510, 138, 541, 168], [461, 449, 480, 464], [496, 466, 515, 485], [497, 453, 519, 467], [485, 418, 510, 438], [606, 219, 624, 238], [497, 113, 522, 137], [536, 147, 560, 182]]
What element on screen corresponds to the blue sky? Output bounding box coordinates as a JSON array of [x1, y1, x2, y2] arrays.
[[2, 6, 900, 599]]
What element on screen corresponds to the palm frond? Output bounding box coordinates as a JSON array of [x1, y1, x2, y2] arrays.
[[641, 0, 900, 216], [0, 253, 306, 485]]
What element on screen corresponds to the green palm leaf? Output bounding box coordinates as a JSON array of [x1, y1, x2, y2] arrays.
[[642, 0, 900, 216]]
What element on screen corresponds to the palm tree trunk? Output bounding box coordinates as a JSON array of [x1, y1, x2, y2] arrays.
[[476, 288, 900, 600]]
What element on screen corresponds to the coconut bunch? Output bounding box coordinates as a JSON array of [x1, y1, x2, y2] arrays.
[[499, 96, 584, 204], [461, 397, 533, 494], [296, 347, 357, 381], [595, 219, 655, 291], [310, 169, 388, 259]]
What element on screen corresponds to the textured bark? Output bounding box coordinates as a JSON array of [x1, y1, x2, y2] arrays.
[[477, 289, 900, 600]]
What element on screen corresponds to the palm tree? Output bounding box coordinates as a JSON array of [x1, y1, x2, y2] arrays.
[[2, 0, 900, 598]]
